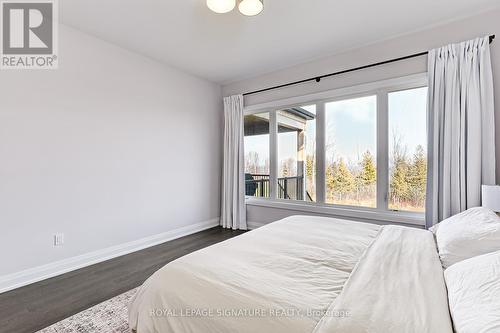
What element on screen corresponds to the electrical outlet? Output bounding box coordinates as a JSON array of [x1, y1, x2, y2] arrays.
[[54, 233, 64, 246]]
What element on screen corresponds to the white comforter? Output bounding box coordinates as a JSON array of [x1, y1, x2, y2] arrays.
[[129, 216, 452, 333]]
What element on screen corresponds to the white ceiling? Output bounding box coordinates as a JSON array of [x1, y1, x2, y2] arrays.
[[61, 0, 500, 84]]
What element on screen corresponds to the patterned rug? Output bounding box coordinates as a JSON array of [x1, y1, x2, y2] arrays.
[[37, 288, 138, 333]]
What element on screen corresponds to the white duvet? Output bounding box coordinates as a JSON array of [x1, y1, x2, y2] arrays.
[[129, 216, 452, 333], [445, 250, 500, 333]]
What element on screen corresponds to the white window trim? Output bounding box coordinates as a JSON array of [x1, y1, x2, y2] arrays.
[[244, 73, 428, 226]]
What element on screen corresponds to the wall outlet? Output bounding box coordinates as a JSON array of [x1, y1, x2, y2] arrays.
[[54, 233, 64, 246]]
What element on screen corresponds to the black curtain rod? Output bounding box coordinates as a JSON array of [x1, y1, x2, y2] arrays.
[[243, 34, 496, 96]]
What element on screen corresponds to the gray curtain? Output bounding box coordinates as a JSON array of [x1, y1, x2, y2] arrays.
[[426, 36, 496, 228], [221, 95, 247, 230]]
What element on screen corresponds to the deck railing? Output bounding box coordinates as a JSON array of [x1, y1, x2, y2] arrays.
[[245, 174, 312, 201], [245, 174, 271, 198]]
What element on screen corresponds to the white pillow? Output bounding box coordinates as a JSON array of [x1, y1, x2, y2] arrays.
[[445, 250, 500, 333], [431, 207, 500, 268]]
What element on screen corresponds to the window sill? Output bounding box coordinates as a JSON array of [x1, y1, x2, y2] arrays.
[[245, 197, 426, 227]]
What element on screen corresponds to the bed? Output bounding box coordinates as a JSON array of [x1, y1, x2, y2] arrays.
[[128, 215, 453, 332]]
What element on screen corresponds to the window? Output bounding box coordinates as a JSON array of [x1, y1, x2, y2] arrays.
[[277, 105, 316, 201], [244, 74, 428, 222], [244, 112, 270, 198], [325, 96, 377, 207], [388, 87, 428, 212]]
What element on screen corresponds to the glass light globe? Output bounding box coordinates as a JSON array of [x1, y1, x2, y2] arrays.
[[238, 0, 263, 16], [207, 0, 236, 14]]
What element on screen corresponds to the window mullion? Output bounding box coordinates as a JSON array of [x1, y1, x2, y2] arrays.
[[269, 111, 278, 200], [316, 102, 326, 204], [377, 92, 389, 211]]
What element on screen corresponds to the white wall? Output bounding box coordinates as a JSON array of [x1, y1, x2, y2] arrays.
[[223, 9, 500, 227], [0, 25, 222, 281]]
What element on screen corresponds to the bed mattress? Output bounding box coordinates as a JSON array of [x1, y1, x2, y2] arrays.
[[129, 215, 452, 333]]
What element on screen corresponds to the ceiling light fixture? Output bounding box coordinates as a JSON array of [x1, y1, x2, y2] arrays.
[[238, 0, 263, 16], [206, 0, 236, 14], [207, 0, 263, 16]]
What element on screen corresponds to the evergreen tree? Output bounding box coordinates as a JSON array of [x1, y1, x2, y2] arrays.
[[334, 159, 355, 201], [407, 145, 427, 207], [360, 150, 376, 185], [390, 157, 409, 205]]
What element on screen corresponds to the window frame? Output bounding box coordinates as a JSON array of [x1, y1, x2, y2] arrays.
[[244, 73, 428, 226]]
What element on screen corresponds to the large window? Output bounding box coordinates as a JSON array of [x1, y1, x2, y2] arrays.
[[244, 112, 270, 198], [388, 87, 428, 212], [325, 96, 377, 208], [277, 105, 316, 202], [244, 75, 428, 220], [244, 107, 316, 201]]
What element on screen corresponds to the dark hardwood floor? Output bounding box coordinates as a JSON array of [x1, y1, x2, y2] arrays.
[[0, 227, 245, 333]]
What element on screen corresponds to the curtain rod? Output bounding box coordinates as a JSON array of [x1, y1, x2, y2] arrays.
[[243, 34, 496, 97]]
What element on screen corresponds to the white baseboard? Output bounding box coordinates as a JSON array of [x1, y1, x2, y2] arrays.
[[0, 218, 220, 294]]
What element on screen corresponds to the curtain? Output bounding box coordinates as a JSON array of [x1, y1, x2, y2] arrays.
[[221, 95, 247, 230], [426, 36, 496, 228]]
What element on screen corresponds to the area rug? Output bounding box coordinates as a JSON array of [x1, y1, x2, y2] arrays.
[[37, 288, 138, 333]]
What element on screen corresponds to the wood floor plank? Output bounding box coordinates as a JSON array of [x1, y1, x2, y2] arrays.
[[0, 227, 245, 333]]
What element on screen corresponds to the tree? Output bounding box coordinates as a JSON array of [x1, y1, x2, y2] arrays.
[[263, 158, 270, 175], [281, 161, 290, 177], [326, 161, 338, 202], [407, 145, 427, 207], [390, 130, 408, 166], [333, 159, 355, 201], [351, 150, 376, 203], [390, 156, 409, 205], [305, 155, 316, 200], [245, 151, 260, 174], [389, 130, 409, 206], [306, 155, 315, 179], [360, 150, 376, 186]]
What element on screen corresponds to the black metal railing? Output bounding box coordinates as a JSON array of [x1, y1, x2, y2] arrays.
[[245, 174, 270, 198], [245, 174, 313, 201], [278, 176, 303, 200]]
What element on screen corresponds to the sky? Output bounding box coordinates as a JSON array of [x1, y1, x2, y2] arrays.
[[388, 87, 428, 158], [326, 95, 376, 164], [244, 87, 428, 173]]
